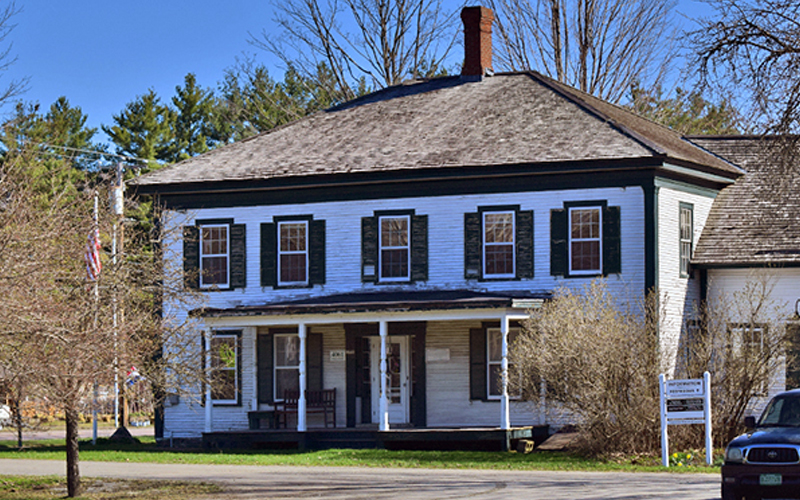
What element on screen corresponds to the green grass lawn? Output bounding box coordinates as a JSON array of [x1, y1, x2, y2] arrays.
[[0, 437, 722, 473]]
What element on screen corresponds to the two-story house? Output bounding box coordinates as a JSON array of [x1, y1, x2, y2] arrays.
[[133, 7, 745, 448]]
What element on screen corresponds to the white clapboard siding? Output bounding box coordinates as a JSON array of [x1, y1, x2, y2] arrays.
[[656, 182, 717, 375], [162, 185, 647, 434]]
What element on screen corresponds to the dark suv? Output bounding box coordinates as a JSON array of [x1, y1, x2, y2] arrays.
[[722, 389, 800, 499]]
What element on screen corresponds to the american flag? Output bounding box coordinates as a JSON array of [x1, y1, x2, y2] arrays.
[[84, 223, 102, 281]]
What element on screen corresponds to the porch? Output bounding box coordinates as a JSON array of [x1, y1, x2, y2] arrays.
[[202, 425, 550, 451]]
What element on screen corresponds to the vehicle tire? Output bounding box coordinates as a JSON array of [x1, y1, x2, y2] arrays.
[[721, 484, 739, 500]]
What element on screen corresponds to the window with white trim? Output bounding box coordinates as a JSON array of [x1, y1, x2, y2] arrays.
[[379, 215, 410, 281], [487, 327, 520, 398], [278, 221, 309, 286], [200, 224, 229, 288], [569, 207, 602, 275], [274, 334, 300, 401], [679, 204, 693, 278], [483, 211, 515, 278], [210, 333, 238, 404], [730, 323, 768, 394]]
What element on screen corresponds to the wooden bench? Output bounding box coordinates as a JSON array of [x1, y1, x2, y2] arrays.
[[275, 389, 336, 428]]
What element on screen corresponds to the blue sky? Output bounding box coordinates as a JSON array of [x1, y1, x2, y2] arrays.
[[3, 0, 712, 145]]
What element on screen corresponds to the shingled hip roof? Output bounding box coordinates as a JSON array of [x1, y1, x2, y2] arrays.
[[133, 71, 740, 192]]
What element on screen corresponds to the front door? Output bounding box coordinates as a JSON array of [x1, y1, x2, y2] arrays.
[[370, 336, 410, 424]]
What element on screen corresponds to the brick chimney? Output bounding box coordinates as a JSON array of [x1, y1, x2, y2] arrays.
[[461, 6, 494, 77]]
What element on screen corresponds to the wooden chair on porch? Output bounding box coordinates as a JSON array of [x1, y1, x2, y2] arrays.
[[275, 388, 336, 429]]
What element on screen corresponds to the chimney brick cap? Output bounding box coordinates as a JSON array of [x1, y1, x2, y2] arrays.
[[460, 6, 495, 26]]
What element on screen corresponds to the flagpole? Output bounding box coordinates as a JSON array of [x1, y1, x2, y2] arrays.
[[91, 192, 99, 445]]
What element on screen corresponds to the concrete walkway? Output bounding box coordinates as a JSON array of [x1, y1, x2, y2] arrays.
[[0, 459, 722, 499]]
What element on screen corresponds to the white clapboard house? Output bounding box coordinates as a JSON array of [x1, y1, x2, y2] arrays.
[[133, 6, 799, 449]]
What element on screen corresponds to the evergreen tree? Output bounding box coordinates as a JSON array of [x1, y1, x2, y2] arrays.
[[169, 73, 215, 162], [103, 90, 175, 163], [629, 84, 741, 135]]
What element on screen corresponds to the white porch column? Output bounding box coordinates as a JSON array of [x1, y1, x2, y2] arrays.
[[204, 329, 212, 433], [298, 323, 307, 432], [379, 320, 389, 431], [500, 315, 510, 430]]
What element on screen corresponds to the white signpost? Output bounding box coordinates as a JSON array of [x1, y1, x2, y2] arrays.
[[659, 371, 713, 466]]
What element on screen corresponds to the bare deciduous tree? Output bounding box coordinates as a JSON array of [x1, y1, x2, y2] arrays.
[[251, 0, 460, 102], [680, 273, 789, 445], [690, 0, 800, 135], [0, 146, 205, 496], [510, 281, 664, 456], [488, 0, 677, 103]]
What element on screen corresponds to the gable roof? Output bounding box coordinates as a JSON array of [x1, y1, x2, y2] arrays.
[[691, 136, 800, 267], [134, 72, 740, 193]]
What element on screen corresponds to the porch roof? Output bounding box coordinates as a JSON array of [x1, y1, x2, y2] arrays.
[[195, 289, 550, 318]]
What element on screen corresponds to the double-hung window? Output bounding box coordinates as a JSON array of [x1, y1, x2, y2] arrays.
[[568, 206, 602, 275], [278, 221, 308, 286], [679, 203, 693, 278], [200, 224, 230, 288], [274, 334, 300, 401], [379, 215, 410, 281], [487, 327, 520, 398], [483, 211, 515, 278], [210, 332, 239, 404]]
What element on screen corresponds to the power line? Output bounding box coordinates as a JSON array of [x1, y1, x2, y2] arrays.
[[33, 142, 150, 164]]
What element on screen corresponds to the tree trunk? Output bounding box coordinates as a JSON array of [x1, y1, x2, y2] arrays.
[[14, 398, 22, 449], [65, 406, 81, 497]]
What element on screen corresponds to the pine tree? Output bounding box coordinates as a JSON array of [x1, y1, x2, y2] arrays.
[[103, 90, 175, 163]]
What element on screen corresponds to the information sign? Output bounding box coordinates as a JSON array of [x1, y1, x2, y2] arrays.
[[659, 372, 713, 466]]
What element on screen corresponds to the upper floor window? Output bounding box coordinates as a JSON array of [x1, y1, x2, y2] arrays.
[[210, 331, 240, 405], [362, 211, 427, 284], [550, 202, 620, 278], [183, 219, 246, 290], [278, 221, 308, 286], [569, 207, 602, 275], [483, 211, 515, 278], [200, 224, 230, 288], [464, 206, 533, 281], [379, 215, 410, 281], [679, 203, 694, 278], [261, 216, 326, 288]]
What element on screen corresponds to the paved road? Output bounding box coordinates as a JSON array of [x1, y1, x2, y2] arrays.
[[0, 459, 721, 499]]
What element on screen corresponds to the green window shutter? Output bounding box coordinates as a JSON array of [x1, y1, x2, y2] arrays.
[[603, 205, 621, 275], [309, 220, 326, 285], [257, 333, 274, 404], [183, 225, 200, 289], [469, 328, 487, 401], [260, 223, 277, 287], [230, 224, 247, 289], [307, 333, 324, 392], [361, 216, 378, 283], [516, 210, 534, 279], [550, 209, 567, 276], [411, 214, 428, 282], [464, 212, 481, 279]]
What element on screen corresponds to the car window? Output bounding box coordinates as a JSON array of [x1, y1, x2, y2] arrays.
[[779, 397, 800, 426], [760, 398, 785, 425]]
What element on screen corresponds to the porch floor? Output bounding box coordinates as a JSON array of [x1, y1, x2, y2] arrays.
[[202, 426, 549, 452]]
